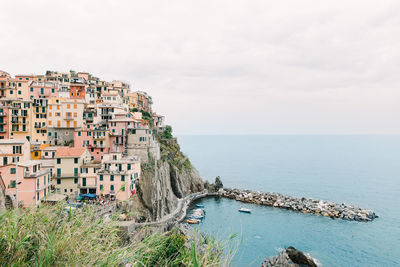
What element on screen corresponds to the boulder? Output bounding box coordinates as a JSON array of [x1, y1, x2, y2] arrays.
[[286, 246, 317, 267]]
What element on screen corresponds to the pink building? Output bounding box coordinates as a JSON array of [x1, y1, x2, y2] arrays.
[[29, 81, 58, 99], [0, 160, 52, 207], [97, 152, 140, 201], [108, 113, 145, 153], [74, 125, 109, 162]]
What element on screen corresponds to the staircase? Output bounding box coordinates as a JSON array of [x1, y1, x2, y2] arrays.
[[5, 195, 14, 210], [0, 174, 17, 210]]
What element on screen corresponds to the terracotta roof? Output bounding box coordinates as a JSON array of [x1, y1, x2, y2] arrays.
[[55, 147, 87, 158]]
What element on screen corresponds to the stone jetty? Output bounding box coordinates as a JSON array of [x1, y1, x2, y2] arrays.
[[220, 188, 377, 222]]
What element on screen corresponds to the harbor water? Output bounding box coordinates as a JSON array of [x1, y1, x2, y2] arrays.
[[179, 135, 400, 266]]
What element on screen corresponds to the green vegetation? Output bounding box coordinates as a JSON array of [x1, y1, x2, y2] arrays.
[[159, 136, 192, 171], [0, 205, 227, 266], [162, 125, 173, 139]]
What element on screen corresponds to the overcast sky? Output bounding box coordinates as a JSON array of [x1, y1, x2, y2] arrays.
[[1, 0, 399, 134]]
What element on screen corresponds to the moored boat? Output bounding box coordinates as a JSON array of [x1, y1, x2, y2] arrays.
[[195, 204, 204, 208], [187, 219, 200, 224], [238, 207, 251, 213]]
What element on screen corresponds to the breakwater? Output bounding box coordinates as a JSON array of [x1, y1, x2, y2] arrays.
[[219, 188, 377, 222]]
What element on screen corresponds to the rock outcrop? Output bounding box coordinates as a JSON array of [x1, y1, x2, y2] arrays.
[[131, 137, 204, 221], [262, 247, 317, 267]]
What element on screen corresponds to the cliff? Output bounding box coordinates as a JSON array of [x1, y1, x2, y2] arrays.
[[131, 137, 204, 221]]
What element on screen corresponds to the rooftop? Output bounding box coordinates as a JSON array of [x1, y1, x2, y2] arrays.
[[55, 147, 88, 158]]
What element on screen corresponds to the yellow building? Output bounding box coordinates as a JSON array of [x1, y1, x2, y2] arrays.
[[7, 99, 33, 141], [31, 98, 48, 143], [30, 143, 50, 160]]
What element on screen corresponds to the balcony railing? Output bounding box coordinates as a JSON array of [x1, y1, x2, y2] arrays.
[[64, 116, 73, 120]]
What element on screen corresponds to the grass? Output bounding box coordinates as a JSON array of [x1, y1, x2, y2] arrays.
[[0, 205, 230, 266]]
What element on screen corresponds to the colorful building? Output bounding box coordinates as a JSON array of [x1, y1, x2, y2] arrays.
[[74, 125, 110, 161], [47, 98, 84, 145], [54, 147, 91, 199], [0, 160, 52, 207], [97, 152, 140, 201]]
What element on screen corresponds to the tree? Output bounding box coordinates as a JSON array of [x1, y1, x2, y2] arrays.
[[163, 125, 173, 139]]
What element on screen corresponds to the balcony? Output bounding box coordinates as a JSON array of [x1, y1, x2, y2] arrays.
[[64, 116, 73, 121], [24, 169, 51, 178], [92, 144, 105, 148], [0, 112, 6, 116], [93, 135, 105, 140], [56, 173, 79, 178]]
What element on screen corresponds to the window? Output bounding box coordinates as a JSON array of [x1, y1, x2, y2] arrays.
[[73, 112, 77, 118], [34, 152, 38, 157], [110, 175, 114, 181], [74, 104, 77, 109], [10, 168, 16, 174], [49, 112, 52, 117], [127, 164, 131, 170], [67, 104, 70, 109], [57, 168, 61, 176], [121, 175, 125, 181], [74, 178, 78, 184], [82, 178, 86, 186], [110, 185, 114, 191], [57, 158, 61, 164], [99, 174, 103, 181], [100, 184, 103, 190], [30, 87, 33, 92], [74, 168, 78, 176], [74, 158, 78, 164], [10, 180, 16, 188], [78, 131, 81, 136], [57, 179, 61, 185]]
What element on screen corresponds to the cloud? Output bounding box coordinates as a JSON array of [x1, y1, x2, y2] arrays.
[[0, 0, 399, 134]]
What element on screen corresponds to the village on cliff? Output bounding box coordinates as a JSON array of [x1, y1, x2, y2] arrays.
[[0, 69, 166, 208]]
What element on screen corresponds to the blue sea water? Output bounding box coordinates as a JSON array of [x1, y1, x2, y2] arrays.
[[178, 135, 400, 267]]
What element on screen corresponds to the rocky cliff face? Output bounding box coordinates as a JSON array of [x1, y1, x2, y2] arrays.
[[131, 137, 204, 221]]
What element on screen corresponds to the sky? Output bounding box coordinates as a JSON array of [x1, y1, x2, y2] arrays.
[[1, 0, 399, 135]]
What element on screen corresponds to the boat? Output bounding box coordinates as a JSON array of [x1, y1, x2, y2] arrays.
[[187, 219, 200, 224], [238, 208, 251, 213], [195, 204, 204, 208], [190, 215, 204, 220]]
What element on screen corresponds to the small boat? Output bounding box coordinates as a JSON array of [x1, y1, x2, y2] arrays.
[[195, 204, 204, 208], [238, 208, 251, 213], [190, 215, 204, 220], [187, 219, 200, 224]]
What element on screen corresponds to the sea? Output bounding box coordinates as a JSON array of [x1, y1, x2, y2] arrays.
[[178, 135, 400, 267]]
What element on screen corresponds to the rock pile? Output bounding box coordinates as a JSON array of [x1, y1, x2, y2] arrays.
[[220, 188, 377, 222], [262, 247, 317, 267]]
